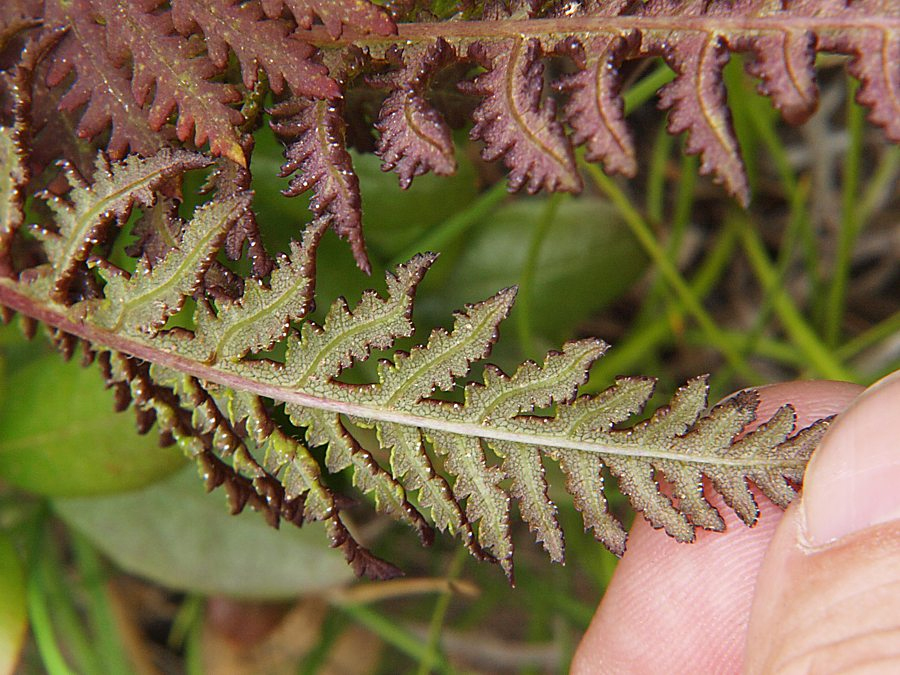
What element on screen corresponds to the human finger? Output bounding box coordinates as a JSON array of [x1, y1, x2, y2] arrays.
[[572, 381, 863, 674], [745, 371, 900, 673]]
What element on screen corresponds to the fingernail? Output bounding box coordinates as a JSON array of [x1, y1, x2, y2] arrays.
[[801, 370, 900, 546]]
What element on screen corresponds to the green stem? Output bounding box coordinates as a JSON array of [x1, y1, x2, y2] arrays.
[[857, 145, 900, 226], [685, 329, 804, 368], [633, 147, 698, 338], [25, 511, 87, 675], [718, 179, 810, 384], [168, 594, 203, 650], [743, 87, 798, 195], [70, 533, 132, 674], [516, 194, 562, 356], [623, 62, 676, 114], [337, 603, 453, 674], [824, 78, 864, 346], [671, 152, 699, 237], [740, 71, 824, 302], [586, 220, 738, 388], [733, 214, 856, 381], [26, 576, 76, 675], [645, 122, 674, 223], [417, 549, 468, 675], [836, 309, 900, 363], [585, 164, 759, 384], [184, 601, 205, 675]]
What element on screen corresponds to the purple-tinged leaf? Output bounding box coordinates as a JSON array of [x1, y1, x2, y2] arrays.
[[260, 0, 396, 39], [203, 136, 275, 278], [463, 38, 581, 194], [30, 77, 100, 187], [635, 0, 827, 202], [326, 517, 403, 581], [43, 0, 165, 160], [0, 0, 42, 28], [270, 97, 369, 273], [1, 29, 62, 277], [646, 31, 749, 204], [732, 29, 818, 126], [169, 0, 338, 99], [790, 0, 900, 142], [125, 199, 183, 268], [849, 35, 900, 143], [94, 0, 245, 165], [375, 39, 457, 188], [376, 90, 456, 189], [0, 0, 42, 71], [555, 32, 639, 177]]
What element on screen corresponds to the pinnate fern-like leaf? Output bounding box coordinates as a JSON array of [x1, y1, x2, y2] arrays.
[[554, 33, 639, 177], [800, 0, 900, 141], [33, 149, 210, 302], [3, 2, 881, 581], [649, 31, 748, 203], [376, 88, 457, 188], [270, 97, 369, 272], [194, 217, 324, 361], [42, 0, 166, 160], [463, 38, 582, 194], [94, 194, 251, 334], [374, 39, 458, 188], [0, 126, 25, 278], [0, 145, 833, 578], [169, 0, 335, 97], [259, 0, 396, 39], [96, 0, 247, 165]]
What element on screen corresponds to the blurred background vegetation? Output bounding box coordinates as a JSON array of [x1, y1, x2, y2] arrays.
[[0, 54, 898, 673]]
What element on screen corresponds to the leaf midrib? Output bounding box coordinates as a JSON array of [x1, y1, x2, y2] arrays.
[[114, 203, 233, 330], [307, 14, 900, 48], [0, 280, 804, 470]]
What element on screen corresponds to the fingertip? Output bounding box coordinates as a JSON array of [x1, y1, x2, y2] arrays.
[[572, 493, 787, 674], [747, 380, 863, 431], [573, 380, 863, 674], [801, 371, 900, 545]]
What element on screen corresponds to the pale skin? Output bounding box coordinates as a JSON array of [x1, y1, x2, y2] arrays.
[[572, 372, 900, 673]]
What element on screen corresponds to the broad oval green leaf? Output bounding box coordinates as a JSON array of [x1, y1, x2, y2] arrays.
[[0, 354, 186, 496], [419, 197, 647, 357], [54, 467, 353, 598], [0, 531, 26, 675]]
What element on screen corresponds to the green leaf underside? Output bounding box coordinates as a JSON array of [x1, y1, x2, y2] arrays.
[[0, 151, 831, 579], [4, 0, 879, 578], [96, 194, 252, 334], [195, 218, 325, 361], [0, 125, 26, 277], [35, 150, 212, 301]]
